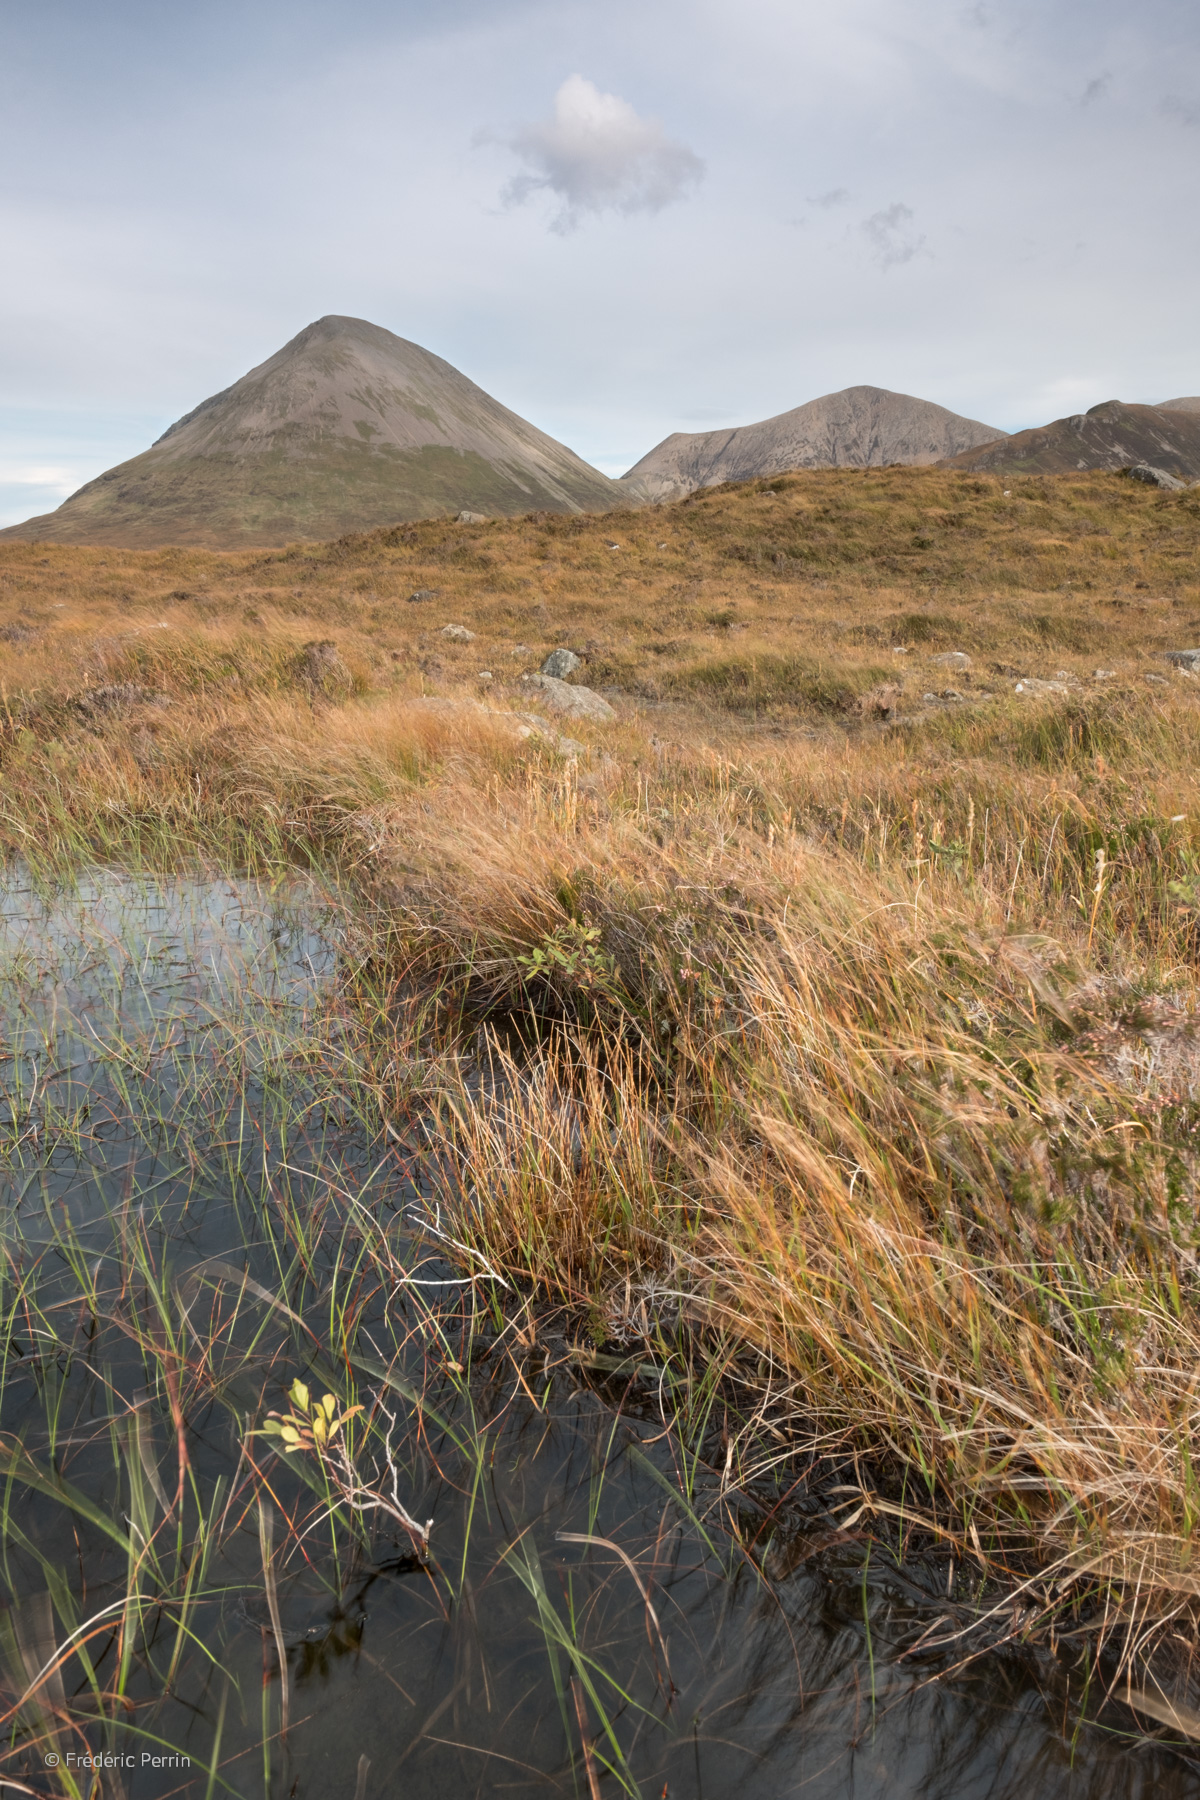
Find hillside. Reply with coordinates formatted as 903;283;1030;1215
943;399;1200;478
621;384;1004;498
1159;396;1200;413
0;316;625;549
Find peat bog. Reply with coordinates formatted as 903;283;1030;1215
2;467;1200;1791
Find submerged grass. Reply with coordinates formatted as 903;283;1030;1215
3;467;1200;1770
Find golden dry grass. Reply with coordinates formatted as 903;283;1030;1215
4;465;1200;1660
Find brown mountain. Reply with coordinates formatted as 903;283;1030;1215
0;316;624;549
942;400;1200;479
1157;396;1200;413
621;384;1005;499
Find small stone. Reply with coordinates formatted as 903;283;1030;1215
605;541;621;550
1145;672;1169;685
457;510;488;524
1163;649;1200;672
541;647;581;678
931;651;971;671
942;688;964;701
892;645;909;655
441;624;476;641
478;670;493;681
1129;463;1187;491
1094;669;1115;679
407;588;438;604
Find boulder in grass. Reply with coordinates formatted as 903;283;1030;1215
1129;463;1188;491
541;647;581;678
457;510;488;524
1014;677;1070;697
520;673;616;722
441;624;476;642
931;650;971;671
1163;649;1200;672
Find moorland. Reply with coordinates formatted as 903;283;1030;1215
3;463;1200;1772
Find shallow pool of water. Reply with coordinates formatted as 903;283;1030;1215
0;869;1192;1797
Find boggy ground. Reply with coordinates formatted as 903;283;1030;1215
4;465;1200;1702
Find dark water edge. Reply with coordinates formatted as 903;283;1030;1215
0;866;1195;1799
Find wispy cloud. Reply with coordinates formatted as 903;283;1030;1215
1161;93;1200;127
808;187;850;208
862;202;926;270
1081;72;1110;106
495;74;704;233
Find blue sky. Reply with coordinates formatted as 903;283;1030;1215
2;0;1198;524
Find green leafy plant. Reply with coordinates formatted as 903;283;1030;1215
258;1378;362;1454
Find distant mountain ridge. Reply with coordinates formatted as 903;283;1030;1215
0;316;624;548
621;385;1005;498
941;400;1200;479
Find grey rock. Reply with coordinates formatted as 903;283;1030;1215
441;624;476;641
1163;649;1200;672
1145;672;1169;685
407;588;439;604
457;510;488;524
931;650;971;670
514;713;588;757
1094;669;1116;679
541;647;581;678
294;640;353;696
1129;463;1188;491
77;683;172;716
1014;677;1070;697
521;673;616;722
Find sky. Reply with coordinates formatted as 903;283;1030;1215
2;0;1199;525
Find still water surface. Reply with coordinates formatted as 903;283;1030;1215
0;869;1193;1797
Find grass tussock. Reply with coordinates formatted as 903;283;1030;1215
4;466;1200;1676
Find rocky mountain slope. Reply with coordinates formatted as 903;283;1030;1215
942;400;1200;479
1;316;624;548
621;385;1005;499
1157;396;1200;413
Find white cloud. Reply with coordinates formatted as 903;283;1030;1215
497;74;703;233
809;187;851;207
862;201;927;270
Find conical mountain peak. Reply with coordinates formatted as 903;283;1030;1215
4;316;622;548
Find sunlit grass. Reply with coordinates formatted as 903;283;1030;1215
2;467;1200;1774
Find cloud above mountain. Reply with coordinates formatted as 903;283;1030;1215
862;202;926;270
3;0;1200;521
497;74;704;233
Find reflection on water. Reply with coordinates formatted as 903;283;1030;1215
0;868;1193;1798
